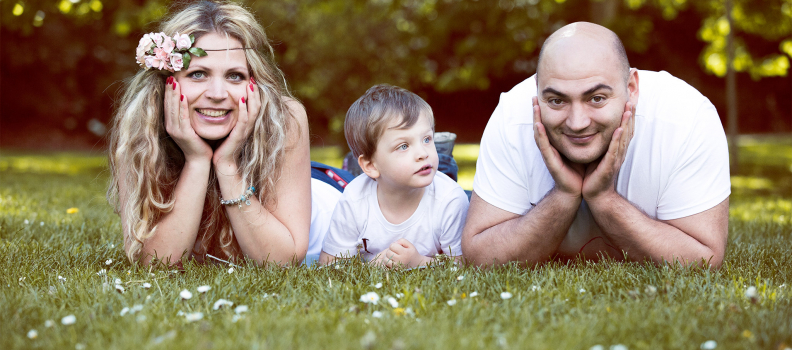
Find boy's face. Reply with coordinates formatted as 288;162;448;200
363;112;438;190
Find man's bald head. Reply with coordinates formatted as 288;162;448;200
536;22;630;84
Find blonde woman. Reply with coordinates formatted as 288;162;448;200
108;1;341;266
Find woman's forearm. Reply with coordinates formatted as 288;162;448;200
138;159;211;265
215;161;303;265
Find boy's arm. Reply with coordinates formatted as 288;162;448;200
320;195;363;264
319;251;336;265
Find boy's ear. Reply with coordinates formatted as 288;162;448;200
358;154;380;180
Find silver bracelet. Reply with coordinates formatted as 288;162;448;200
220;186;256;208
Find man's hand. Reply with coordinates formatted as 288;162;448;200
582;101;635;202
371;239;431;268
532;97;585;199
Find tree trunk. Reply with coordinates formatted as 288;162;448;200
726;0;739;173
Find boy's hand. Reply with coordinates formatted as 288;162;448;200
373;239;431;269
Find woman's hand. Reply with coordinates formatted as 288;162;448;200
164;77;212;162
213;78;262;168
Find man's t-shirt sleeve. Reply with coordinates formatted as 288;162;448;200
321;196;361;258
472;99;532;215
437;189;470;256
656;102;731;220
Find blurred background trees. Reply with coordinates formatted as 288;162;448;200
1;0;789;150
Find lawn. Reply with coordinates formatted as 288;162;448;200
1;137;790;350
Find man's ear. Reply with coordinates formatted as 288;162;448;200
359;154;380;180
628;68;639;105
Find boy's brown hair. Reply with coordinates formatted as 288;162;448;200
344;84;435;160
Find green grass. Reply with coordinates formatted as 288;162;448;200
1;138;791;350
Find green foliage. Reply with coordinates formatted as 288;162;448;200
1;139;791;349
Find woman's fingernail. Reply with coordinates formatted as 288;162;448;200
250;77;256;84
166;77;171;85
172;81;176;90
180;94;184;101
249;84;254;92
242;97;246;104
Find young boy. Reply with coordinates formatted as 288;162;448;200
319;85;469;268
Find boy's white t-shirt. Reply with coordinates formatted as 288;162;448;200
473;70;730;248
308;178;342;257
322;172;469;260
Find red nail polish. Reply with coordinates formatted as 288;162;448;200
242;97;246;103
249;84;254;92
180;94;184;101
250;77;256;84
172;81;176;90
166;77;171;85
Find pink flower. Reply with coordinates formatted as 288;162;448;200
160;37;175;53
138;34;153;51
170;52;184;71
148;48;169;70
174;33;191;50
150;32;164;47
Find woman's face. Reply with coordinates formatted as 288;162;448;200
173;32;250;141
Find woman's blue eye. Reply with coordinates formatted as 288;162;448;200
188;71;206;79
228;73;244;81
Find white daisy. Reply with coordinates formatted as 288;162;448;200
180;290;193;300
120;307;130;316
197;285;211;293
142;283;151;289
579;288;586;294
457;275;464;281
234;305;249;314
371;311;383;318
44;320;54;328
610;345;628;350
131;304;143;313
447;299;457;306
213;299;234;310
387;297;399;308
105;259;113;265
469;292;479;297
227;267;235;274
27;329;38;339
374;282;382;289
745;286;757;299
500;292;513;300
700;340;717;349
184;312;203;322
61;315;76;325
359;292;380;304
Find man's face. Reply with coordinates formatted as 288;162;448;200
536;40;637;164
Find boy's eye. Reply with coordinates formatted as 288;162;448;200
423;136;432;144
397;144;408;151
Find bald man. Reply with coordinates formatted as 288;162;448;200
461;22;730;267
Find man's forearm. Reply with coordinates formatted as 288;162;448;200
587;192;719;266
465;188;581;266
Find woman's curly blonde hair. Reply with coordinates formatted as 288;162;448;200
107;1;297;263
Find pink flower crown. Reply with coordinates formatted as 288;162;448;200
135;32;207;72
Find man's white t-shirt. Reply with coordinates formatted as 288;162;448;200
322;172;469;260
473;70;730;251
